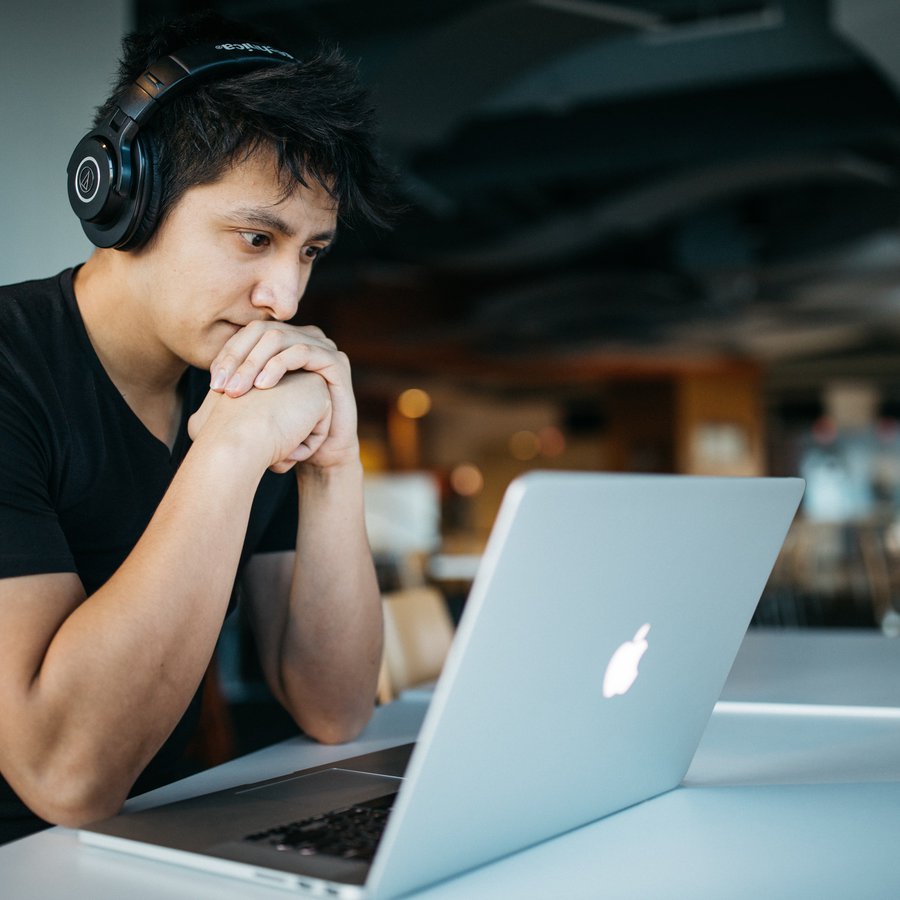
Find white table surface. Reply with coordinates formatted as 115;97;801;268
721;626;900;707
3;628;900;899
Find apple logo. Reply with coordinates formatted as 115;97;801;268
603;624;651;698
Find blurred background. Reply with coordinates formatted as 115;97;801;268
6;0;900;755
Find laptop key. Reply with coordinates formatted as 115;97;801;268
244;792;398;863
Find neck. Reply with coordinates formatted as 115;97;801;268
74;251;187;449
74;250;186;397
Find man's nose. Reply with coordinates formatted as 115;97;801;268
250;260;308;321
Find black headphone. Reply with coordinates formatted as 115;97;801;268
67;42;295;251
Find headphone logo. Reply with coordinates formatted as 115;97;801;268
214;42;294;60
75;157;101;203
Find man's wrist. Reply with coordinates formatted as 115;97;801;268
190;422;273;479
296;454;366;506
297;437;363;479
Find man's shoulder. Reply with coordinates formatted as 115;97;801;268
0;269;73;316
0;269;78;361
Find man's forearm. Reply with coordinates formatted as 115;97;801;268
280;461;383;744
12;433;268;825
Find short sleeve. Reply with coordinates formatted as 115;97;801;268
0;360;76;578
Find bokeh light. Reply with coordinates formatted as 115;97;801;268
396;388;432;419
450;463;484;496
538;425;566;458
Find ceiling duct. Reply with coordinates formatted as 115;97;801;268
833;0;900;100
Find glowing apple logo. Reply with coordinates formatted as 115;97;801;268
603;624;651;698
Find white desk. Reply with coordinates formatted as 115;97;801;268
3;629;900;898
721;627;900;707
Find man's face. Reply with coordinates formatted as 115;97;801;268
133;150;338;371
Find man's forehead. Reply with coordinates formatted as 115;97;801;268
220;150;337;215
216;170;337;233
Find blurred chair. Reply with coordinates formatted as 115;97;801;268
185;653;236;768
377;586;455;704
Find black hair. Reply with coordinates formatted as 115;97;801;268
93;10;397;243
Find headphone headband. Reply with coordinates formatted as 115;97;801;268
67;42;295;250
118;43;296;124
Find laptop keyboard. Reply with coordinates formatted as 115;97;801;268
243;792;397;862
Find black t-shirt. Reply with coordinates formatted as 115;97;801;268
0;268;299;844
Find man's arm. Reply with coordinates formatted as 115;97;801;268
210;321;384;743
242;461;383;745
0;372;330;828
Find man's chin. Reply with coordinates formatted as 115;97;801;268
196;324;240;369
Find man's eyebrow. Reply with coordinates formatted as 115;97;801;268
311;227;338;244
227;208;337;243
228;208;295;237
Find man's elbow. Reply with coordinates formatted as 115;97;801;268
300;705;375;746
13;763;127;829
39;794;124;830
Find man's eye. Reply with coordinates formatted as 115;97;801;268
304;244;331;261
239;232;270;249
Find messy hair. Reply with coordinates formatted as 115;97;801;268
93;10;396;242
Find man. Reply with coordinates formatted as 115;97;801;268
0;11;393;844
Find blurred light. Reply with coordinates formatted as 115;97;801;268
397;388;432;419
359;438;388;473
716;701;900;720
509;430;540;461
538;425;566;458
450;463;484;496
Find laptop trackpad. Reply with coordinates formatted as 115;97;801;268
234;766;401;813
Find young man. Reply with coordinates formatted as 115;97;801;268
0;13;393;844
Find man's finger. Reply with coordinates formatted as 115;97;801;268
253;344;348;389
211;324;339;392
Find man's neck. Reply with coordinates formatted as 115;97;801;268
74;251;187;449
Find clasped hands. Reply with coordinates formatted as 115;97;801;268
187;322;358;474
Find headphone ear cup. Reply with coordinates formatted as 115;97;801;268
67;134;119;232
117;133;162;251
69;127;144;250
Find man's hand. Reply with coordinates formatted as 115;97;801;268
189;370;332;474
209;322;359;470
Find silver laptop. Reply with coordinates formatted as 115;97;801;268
79;471;804;898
